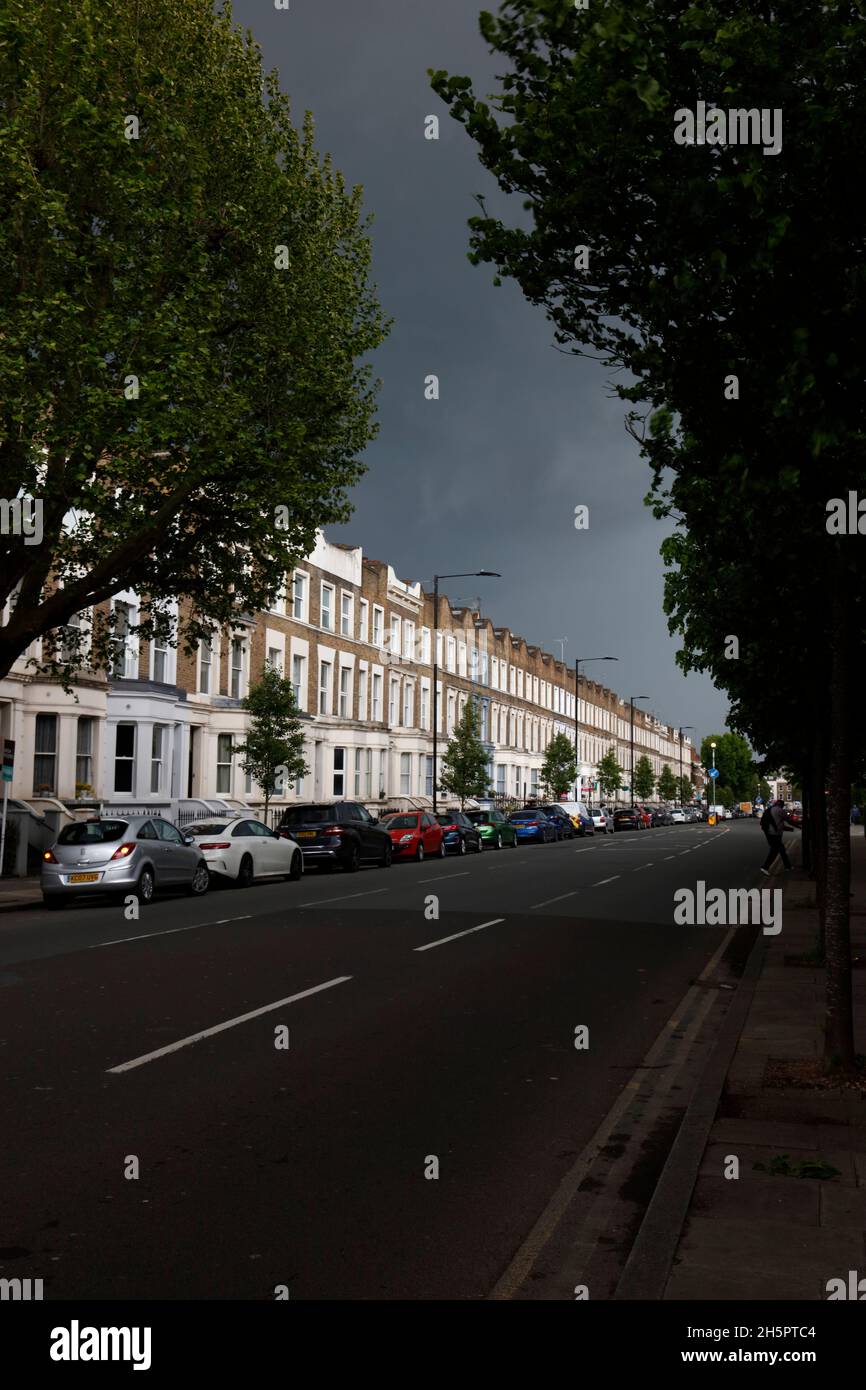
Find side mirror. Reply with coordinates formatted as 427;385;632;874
182;833;195;846
370;816;378;825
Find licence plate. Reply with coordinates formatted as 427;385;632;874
295;831;316;839
68;872;99;883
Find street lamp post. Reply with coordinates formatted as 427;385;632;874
678;726;694;807
710;740;717;821
431;570;500;814
630;695;650;808
574;656;618;803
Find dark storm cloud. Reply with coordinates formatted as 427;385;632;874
232;0;730;744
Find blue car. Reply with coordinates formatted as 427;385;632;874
508;809;557;844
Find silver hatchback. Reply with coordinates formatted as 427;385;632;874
41;816;210;910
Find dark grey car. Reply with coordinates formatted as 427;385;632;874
41;816;210;909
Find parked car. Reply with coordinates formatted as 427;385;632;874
380;811;445;861
670;808;686;824
613;808;643;831
465;807;518;849
41;815;210;909
182;816;303;886
650;806;673;826
537;804;577;840
435;810;482;855
635;805;653;829
556;800;593;834
277;802;393;871
590;807;614;834
508;809;557;844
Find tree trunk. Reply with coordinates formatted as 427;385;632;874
823;570;854;1070
808;740;828;959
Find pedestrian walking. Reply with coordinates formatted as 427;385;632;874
851;804;861;825
760;799;799;874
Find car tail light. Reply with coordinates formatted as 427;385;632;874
443;823;458;832
200;842;231;850
110;843;135;860
43;849;57;863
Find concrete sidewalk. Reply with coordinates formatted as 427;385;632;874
663;830;866;1300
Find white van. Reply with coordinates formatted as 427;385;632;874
555;801;593;834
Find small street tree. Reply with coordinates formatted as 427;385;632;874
233;661;308;819
597;746;623;804
539;731;577;800
438;697;489;809
658;765;678;803
633;756;656;803
677;775;693;806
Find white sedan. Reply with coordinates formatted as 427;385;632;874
670;809;686;823
183;816;303;887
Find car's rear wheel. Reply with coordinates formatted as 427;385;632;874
416;842;425;862
137;866;155;904
380;841;392;868
287;850;303;881
458;837;466;856
188;862;210;896
346;843;361;873
495;833;502;850
236;854;254;889
438;840;446;858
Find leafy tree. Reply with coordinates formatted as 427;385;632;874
233;662;308;818
439;697;489;809
597;746;623;803
658;765;678;802
431;0;866;1067
633;756;656;803
700;734;754;802
539;731;577;800
677;775;693;806
0;0;388;681
757;778;772;804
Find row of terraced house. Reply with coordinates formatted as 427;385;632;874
0;532;702;833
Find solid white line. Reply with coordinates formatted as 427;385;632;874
417;871;470;884
296;887;390;907
574;847;594;853
529;891;577;910
414;917;505;952
90;916;251;949
592;876;620;886
106;975;353;1074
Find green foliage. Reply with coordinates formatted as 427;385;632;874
0;0;388;680
439;697;490;808
233;662;308;815
597;746;623;801
633;755;655;801
539;730;577;799
753;1154;841;1181
658;764;678;801
701;733;754;801
677;774;693;805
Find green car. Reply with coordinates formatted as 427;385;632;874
465;808;518;849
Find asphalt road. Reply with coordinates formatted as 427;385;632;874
0;819;766;1299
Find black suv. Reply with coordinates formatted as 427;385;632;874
277;803;393;872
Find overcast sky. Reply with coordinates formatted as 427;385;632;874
232;0;731;746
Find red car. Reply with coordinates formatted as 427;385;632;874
380;811;445;862
635;804;653;829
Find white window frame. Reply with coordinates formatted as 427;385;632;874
320;582;335;632
340;591;353;638
292;571;309;622
359;598;369;644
